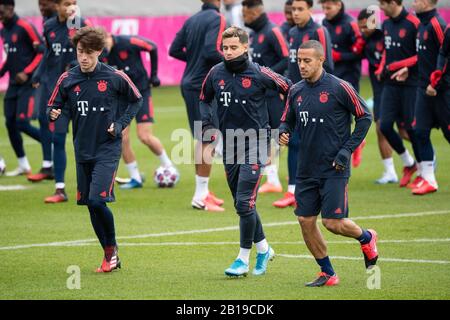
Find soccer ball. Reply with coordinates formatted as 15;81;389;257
153;166;179;188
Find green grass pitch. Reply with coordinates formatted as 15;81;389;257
0;78;449;300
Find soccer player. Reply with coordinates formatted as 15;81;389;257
357;9;398;184
169;0;226;212
279;40;377;287
280;0;294;41
48;27;143;273
242;0;289;194
29;0;91;203
38;0;57;23
200;26;291;277
426;26;450;143
411;0;447;195
0;0;43;177
376;0;422;188
104;33;176;189
273;0;334;209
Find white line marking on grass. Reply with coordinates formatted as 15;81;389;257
278;254;450;265
0;185;30;191
1;210;450;251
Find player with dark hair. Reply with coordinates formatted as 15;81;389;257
376;0;423;189
200;26;291;277
29;0;92;204
48;26;143;273
38;0;57;24
409;0;447;195
281;0;294;40
104;33;176;189
279;40;377;287
169;0;226;212
242;0;289;194
0;0;44;177
273;0;334;209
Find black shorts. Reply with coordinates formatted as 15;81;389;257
76;161;119;206
135;89;154;124
414;87;450;132
295;177;349;219
380;84;417;130
4;84;36;122
224;163;264;216
181;86;218;139
267;92;285;129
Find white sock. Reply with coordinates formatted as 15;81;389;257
421;161;437;187
55;182;65;189
126;161;142;183
194;175;209;201
255;239;269;254
266;164;281;186
287;184;295;194
0;158;5;169
382;158;397;176
42;161;53;169
18;157;31;171
237;248;251;265
399;150;415;167
158;150;173;167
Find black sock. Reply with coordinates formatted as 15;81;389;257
88;200;116;247
316;256;335;276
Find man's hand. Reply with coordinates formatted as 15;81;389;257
279;132;290;146
15;72;29;84
391;67;409;82
333;149;351;172
150;76;161;88
32;82;40;89
108;122;123;137
49;108;61;121
426;84;437;97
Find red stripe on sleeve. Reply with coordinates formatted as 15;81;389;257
115;70;142;99
281;91;291;122
216;13;226;56
24;53;43;74
261;67;289;92
27;96;35;119
387;55;418;72
431;17;445;46
272;27;289;57
350;21;362;38
406;14;420;29
130;37;153;51
340;81;364;117
48;72;69;106
316;27;327;59
17;19;40;45
199;68;214;101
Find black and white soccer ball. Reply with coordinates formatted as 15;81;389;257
153;166;179;188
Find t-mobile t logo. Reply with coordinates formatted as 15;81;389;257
290;49;297;63
220;92;232;107
299;111;309;127
77;101;89;116
385;36;392;50
52;43;62;56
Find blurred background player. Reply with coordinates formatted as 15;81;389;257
38;0;57;23
411;0;447;195
48;27;143;273
279;40;377;287
200;26;291;277
426;24;450;144
357;8;398;184
0;0;43;177
169;0;226;212
376;0;422;189
104;33;177;189
319;0;366;169
242;0;289;194
29;0;91;203
273;0;334;209
280;0;294;40
223;0;244;28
